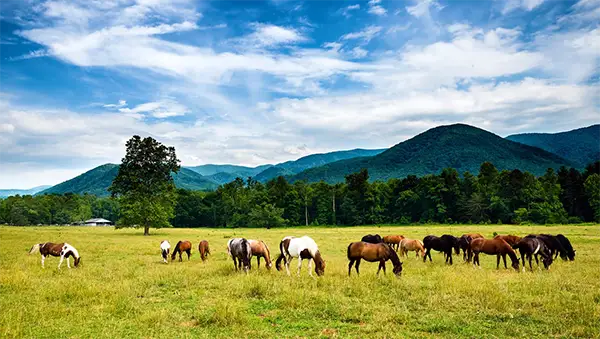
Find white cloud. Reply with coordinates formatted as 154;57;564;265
242;23;307;47
502;0;545;14
367;0;387;16
341;25;382;42
350;47;369;58
406;0;442;18
118;100;189;118
103;100;127;109
341;4;360;17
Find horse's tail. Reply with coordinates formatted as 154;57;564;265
29;243;41;255
347;242;354;260
275;240;286;271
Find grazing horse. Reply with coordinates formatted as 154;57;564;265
525;234;567;261
227;238;252;272
383;235;405;251
248;239;272;269
493;234;521;247
399;238;425;258
361;234;383;244
423;235;460;265
556;234;575;261
160;240;171;264
470;238;520;271
275;236;325;277
171;240;192;262
513;237;553;271
198;240;210;261
347;242;402;277
29;242;81;269
457;233;484;262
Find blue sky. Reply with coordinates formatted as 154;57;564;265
0;0;599;188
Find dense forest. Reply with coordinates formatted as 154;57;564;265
2;161;599;227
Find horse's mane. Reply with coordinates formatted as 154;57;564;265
386;244;402;267
260;240;271;261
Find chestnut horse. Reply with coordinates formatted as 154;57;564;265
399;238;425;258
248;239;272;269
347;242;402;277
29;242;81;269
198;240;210;261
383;235;405;251
493;235;521;247
470;238;519;271
171;240;192;262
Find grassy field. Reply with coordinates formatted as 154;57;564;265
1;225;599;339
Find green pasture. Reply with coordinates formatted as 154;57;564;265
1;225;599;338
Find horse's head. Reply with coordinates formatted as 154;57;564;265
314;252;325;276
452;238;461;255
569;250;576;261
511;257;520;271
265;260;273;270
392;261;403;277
74;256;81;267
542;256;553;270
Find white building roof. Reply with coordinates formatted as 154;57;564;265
85;218;112;223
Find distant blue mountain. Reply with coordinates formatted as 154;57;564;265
0;185;52;198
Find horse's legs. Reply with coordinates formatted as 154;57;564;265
67;257;71;269
377;261;383;275
187;250;191;261
257;256;261;268
381;260;386;274
355;259;361;274
496;255;500;269
308;259;314;278
502;254;507;269
348;259;355;276
285;256;292;276
41;255;46;268
232;256;238;271
297;258;303;277
58;254;65;269
534;254;539;266
528;254;533;271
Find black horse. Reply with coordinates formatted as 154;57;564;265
457;235;473;262
514;237;553;271
423;235;460;265
361;234;383;244
556;234;575;261
526;234;567;261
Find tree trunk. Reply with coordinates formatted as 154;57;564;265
305;202;309;226
144;225;150;236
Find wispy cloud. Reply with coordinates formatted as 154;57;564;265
341;25;382;42
367;0;387;16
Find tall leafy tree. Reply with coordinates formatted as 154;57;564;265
109;136;180;235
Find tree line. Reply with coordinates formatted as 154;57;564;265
2;161;599;227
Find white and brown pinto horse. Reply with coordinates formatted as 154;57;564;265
29;242;81;269
160;240;171;264
248;239;272;269
275;236;325;277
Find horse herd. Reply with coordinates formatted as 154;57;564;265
28;232;576;275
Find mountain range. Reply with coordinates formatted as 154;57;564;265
506;124;600;168
3;123;597;197
0;186;52;198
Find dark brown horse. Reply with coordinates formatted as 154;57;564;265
423;235;460;265
471;238;519;271
513;237;553;271
172;240;192;262
29;242;81;269
493;234;521;247
383;235;405;251
347;242;402;277
198;240;210;261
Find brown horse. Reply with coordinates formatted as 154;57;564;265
471;238;520;270
172;240;192;262
494;234;521;247
248;239;272;269
383;235;405;251
198;240;210;261
458;233;484;262
347;242;403;277
399;238;425;258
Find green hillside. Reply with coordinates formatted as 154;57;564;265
38;164;217;197
291;124;574;184
186;164;271;176
506;124;600;168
